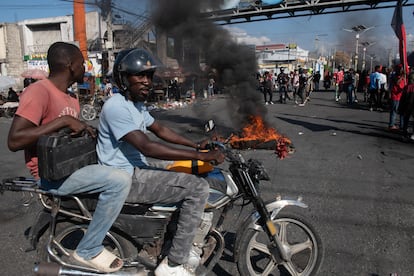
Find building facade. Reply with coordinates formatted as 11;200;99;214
0;11;108;90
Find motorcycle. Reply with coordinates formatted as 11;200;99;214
80;92;104;121
323;79;331;91
1;124;323;276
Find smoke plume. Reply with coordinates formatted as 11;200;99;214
151;0;266;128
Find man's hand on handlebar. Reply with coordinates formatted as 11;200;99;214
202;149;225;165
196;139;211;151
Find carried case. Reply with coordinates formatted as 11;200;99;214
37;130;97;181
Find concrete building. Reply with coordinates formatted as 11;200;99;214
256;43;309;73
0;11;109;90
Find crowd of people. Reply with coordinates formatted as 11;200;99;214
258;67;323;106
257;64;414;141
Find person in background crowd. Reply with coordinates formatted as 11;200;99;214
378;66;388;111
263;71;274;105
7;87;19;102
361;70;370;102
388;64;405;131
297;68;307;106
369;65;382;111
353;69;360;103
291;69;300;104
343;68;355;105
305;68;314;102
398;72;414;141
103;77;113;98
334;66;344;102
313;70;321;91
323;71;332;90
23;78;37;90
208;78;215;97
276;67;290;104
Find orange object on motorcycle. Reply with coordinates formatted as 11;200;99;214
167;160;214;175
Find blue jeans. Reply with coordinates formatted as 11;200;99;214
40;164;132;260
389;100;403;128
346;85;354;104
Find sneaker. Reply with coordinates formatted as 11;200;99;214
335;97;339;102
389;126;399;131
155;258;195;276
354;99;358;103
294;100;299;105
369;107;373;112
265;102;269;105
298;103;305;107
269;101;274;104
410;134;414;141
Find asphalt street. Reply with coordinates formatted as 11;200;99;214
0;90;413;275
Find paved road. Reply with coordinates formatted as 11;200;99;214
0;91;413;275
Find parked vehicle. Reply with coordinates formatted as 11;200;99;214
0;101;19;118
1;122;323;276
80;92;104;121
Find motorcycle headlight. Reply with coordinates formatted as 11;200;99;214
247;159;270;181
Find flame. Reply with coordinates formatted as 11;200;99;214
229;116;292;159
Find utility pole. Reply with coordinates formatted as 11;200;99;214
98;0;113;76
343;25;374;71
73;0;87;60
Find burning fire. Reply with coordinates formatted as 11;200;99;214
229;116;292;159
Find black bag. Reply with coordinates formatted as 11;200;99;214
37;129;98;181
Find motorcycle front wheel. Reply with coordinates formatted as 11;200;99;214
237;209;323;276
80;104;97;121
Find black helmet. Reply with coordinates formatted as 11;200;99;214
113;48;161;91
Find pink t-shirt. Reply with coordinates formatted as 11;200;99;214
15;79;80;179
335;71;344;84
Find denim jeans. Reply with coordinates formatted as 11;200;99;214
389;100;403;128
346;85;354;104
126;161;209;265
40;164;132;260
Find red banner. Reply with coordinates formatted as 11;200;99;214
391;0;408;79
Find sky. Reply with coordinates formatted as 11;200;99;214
0;0;413;63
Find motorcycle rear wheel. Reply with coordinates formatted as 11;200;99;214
37;222;137;262
237;209;323;276
80;104;97;121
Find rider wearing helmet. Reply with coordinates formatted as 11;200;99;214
97;48;225;276
113;48;159;94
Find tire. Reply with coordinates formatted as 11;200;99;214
237;209;323;276
4;107;17;118
80;104;97;121
37;221;137;263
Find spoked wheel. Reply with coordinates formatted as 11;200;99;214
80;104;97;121
237;210;323;276
4;107;17;118
38;222;137;262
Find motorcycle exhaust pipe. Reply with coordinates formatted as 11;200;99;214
34;262;147;276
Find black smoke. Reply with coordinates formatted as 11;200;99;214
151;0;266;128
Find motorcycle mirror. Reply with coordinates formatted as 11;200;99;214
204;120;215;133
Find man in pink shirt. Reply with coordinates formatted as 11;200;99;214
7;42;130;273
334;66;344;102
